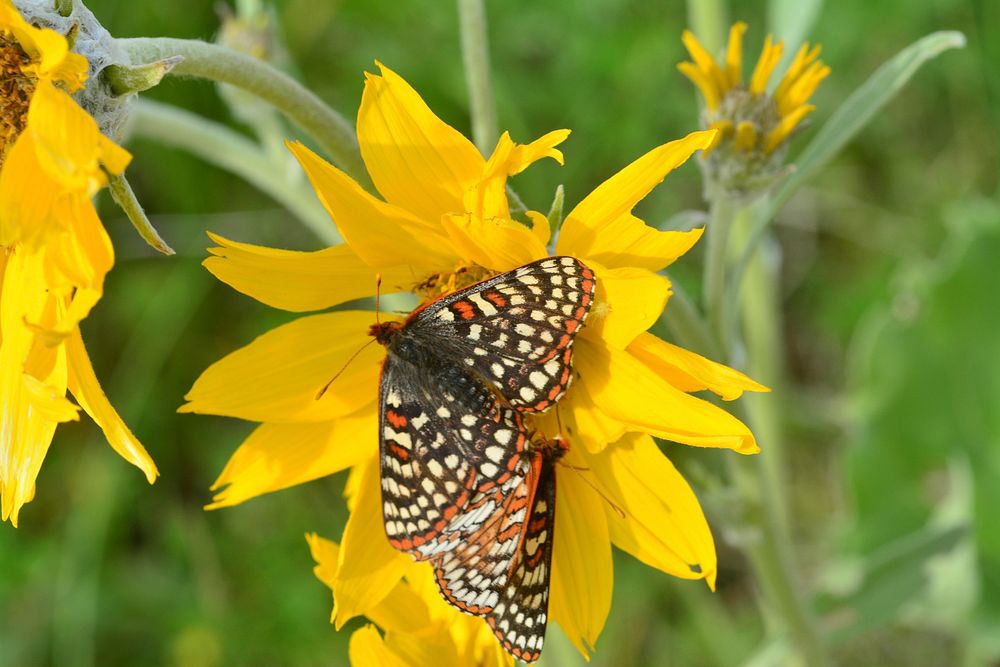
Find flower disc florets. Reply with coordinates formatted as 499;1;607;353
678;22;829;198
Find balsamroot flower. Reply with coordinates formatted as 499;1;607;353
182;63;767;660
0;0;157;526
679;22;829;193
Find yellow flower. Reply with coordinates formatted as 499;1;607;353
679;22;829;192
182;63;767;659
308;532;513;667
0;0;157;526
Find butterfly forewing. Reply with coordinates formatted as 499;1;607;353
412;257;596;414
379;356;530;559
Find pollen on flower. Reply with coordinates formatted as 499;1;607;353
0;35;34;161
414;261;494;305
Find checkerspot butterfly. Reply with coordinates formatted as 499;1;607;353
431;437;565;663
369;256;594;560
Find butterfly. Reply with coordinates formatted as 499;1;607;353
370;256;594;560
430;437;565;663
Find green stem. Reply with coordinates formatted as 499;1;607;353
457;0;498;154
685;0;728;55
117;37;370;190
130;98;339;245
702;194;735;346
661;278;722;360
702;196;829;666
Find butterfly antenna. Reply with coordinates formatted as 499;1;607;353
374;273;383;326
315;337;378;400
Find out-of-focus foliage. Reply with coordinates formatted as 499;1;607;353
0;0;995;666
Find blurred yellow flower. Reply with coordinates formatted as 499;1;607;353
183;63;766;659
679;22;829;156
0;0;157;526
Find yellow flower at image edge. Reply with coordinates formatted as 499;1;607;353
181;63;768;662
0;0;157;526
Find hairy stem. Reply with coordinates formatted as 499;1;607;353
130;99;339;244
118;37;370;190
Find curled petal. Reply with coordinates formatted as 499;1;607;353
590;434;717;588
359;62;483;222
586;262;671;349
557;131;714;271
439;214;547;273
628;332;769;400
180;310;383;423
549;451;612;658
208;410;374;508
349;625;409;667
204;233;417;312
66;328;159;483
333;458;411;628
576;337;759;454
289;141;457;271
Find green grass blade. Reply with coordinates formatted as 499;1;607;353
771;30;966;212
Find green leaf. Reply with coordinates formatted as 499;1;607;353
767;0;823;80
818;525;968;645
771;30;965;213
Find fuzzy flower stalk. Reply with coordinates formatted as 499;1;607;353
0;0;158;526
182;63;768;663
679;21;829;196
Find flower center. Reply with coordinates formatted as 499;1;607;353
0;35;34;164
413;261;494;305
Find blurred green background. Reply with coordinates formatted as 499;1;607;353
2;0;997;665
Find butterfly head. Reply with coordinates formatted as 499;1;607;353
369;320;403;346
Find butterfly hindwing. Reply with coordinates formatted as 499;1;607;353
430;456;534;615
486;448;558;663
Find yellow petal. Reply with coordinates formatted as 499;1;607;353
28;81;131;193
534;383;627;455
591;433;717;588
208;410;374;508
66;328;159;483
526;210;551;249
557;131;714;271
549;450;612;658
680;30;727;100
677;61;721;111
288;140;457;271
628;331;769;400
724;22;748;88
180;310;383;423
439;214;547;273
307;533;434;635
359;63;483;222
576;337;759;454
585;262;671;349
307;532;340;589
749;35;784;95
333;457;412;628
384;629;462;667
0;132;56;247
466;130;570;221
204;233;418;313
22;373;79;422
349;625;409;667
0;3;87;89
